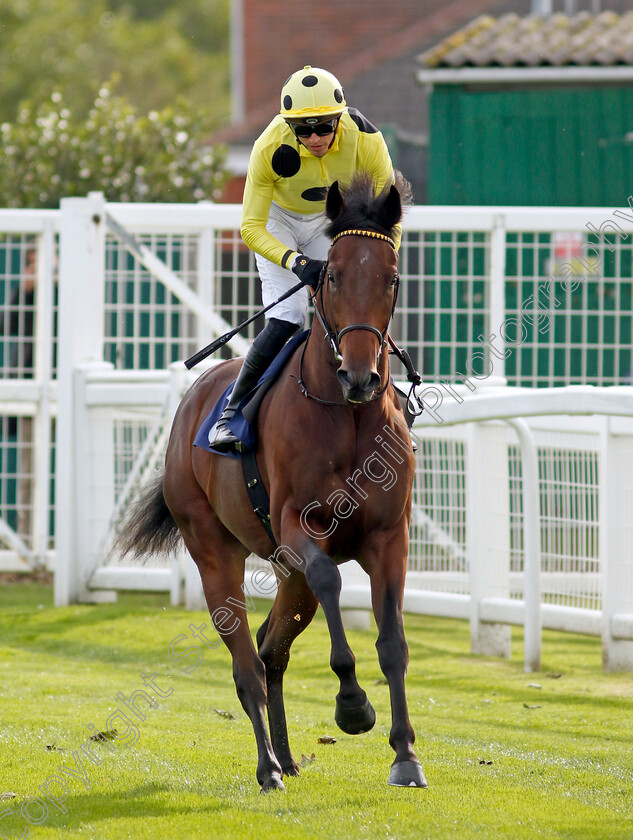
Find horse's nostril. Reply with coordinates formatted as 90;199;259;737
365;372;381;391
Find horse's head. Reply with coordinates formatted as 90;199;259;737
321;174;406;404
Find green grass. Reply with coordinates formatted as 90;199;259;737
0;581;632;840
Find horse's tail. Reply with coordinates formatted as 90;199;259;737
114;473;182;560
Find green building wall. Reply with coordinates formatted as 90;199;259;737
429;84;633;207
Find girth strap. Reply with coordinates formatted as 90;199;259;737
240;448;277;545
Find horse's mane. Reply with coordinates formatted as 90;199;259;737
325;170;412;240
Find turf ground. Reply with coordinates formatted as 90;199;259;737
1;580;632;839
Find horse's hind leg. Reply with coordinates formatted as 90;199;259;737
171;501;284;792
256;568;318;775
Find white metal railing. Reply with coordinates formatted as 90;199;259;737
35;198;633;388
414;387;633;671
72;357;633;671
2;197;633;672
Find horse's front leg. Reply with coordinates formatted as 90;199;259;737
364;525;427;788
282;512;376;735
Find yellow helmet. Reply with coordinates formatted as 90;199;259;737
280;66;346;120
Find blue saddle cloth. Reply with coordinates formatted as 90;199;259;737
193;330;309;459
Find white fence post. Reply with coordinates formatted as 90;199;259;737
168;361;206;610
507;418;541;672
600;417;633;670
74;362;117;599
196;226;215;354
467;421;512;657
32;220;56;568
488;214;507;381
54;194;106;605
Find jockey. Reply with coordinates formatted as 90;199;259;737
209;66;399;453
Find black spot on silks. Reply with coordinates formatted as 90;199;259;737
272;144;301;178
302;187;328;202
335;89;344;103
348;108;378;134
302;74;318;87
283;94;293;110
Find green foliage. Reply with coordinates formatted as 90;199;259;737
106;0;230;52
0;0;230;125
0;0;231;207
1;584;632;839
0;84;227;207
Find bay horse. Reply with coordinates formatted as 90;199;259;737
116;172;427;792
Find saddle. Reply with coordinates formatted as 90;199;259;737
193;330;310;459
193;331;309;544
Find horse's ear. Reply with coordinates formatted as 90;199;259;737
382;184;402;229
326;181;344;220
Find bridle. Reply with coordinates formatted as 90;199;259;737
319;229;399;365
295;228;400;406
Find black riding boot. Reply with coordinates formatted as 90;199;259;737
208;318;298;453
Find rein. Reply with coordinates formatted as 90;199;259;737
294;228;399;407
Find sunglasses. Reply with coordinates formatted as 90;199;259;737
290;118;338;138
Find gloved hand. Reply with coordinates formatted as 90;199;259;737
291;254;326;290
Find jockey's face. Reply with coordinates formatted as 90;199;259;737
288;116;339;157
298;130;335;157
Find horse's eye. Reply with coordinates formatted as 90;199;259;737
390;274;399;288
328;271;336;286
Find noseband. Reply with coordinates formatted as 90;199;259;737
314;229;400;366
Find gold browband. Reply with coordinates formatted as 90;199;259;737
331;229;396;249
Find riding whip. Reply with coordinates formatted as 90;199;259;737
184;280;307;369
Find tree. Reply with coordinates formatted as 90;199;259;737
0;0;230;126
0;85;227;208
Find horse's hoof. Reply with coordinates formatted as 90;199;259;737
335;696;376;734
260;772;285;793
282;763;300;777
387;760;428;788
